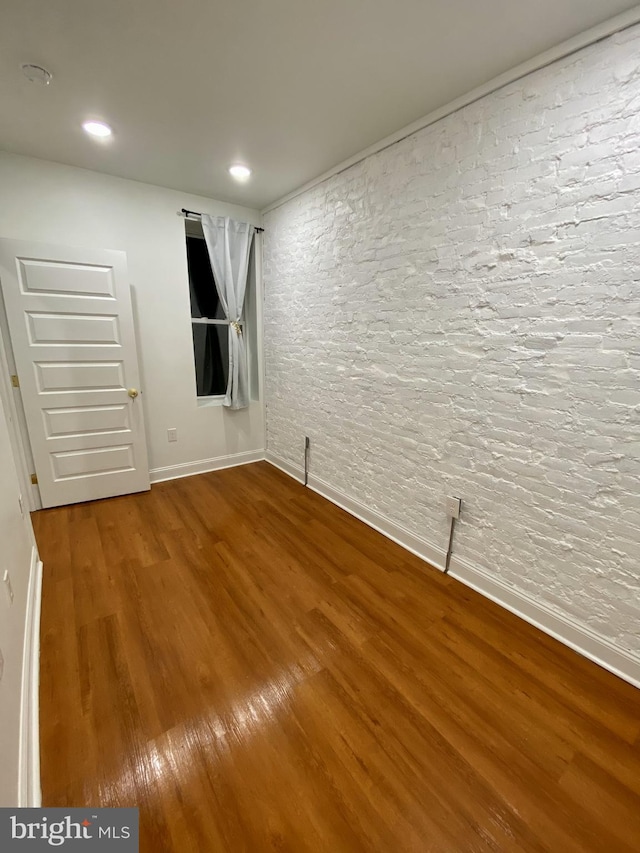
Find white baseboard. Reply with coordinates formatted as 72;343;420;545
266;451;446;569
265;451;305;484
19;546;43;807
448;555;640;690
149;449;265;484
265;452;640;691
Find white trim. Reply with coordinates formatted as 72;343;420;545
261;8;640;215
18;546;42;807
265;452;640;691
149;449;264;484
0;311;41;513
191;318;234;325
197;395;225;408
311;475;446;571
265;451;446;569
448;556;640;690
264;451;304;484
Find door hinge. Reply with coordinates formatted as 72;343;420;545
10;375;19;388
30;473;38;485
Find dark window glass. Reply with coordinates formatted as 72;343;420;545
186;236;225;319
186;233;228;396
192;323;228;397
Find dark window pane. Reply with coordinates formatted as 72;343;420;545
192;323;229;396
186;236;225;319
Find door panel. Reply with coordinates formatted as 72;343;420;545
51;445;134;479
34;361;125;392
18;258;116;297
43;404;130;438
0;238;150;508
26;311;121;346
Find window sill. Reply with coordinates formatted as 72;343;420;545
197;395;226;408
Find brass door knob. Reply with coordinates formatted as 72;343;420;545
128;388;139;399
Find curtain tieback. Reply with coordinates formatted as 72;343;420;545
231;320;242;336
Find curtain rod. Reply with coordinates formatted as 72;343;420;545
180;208;264;233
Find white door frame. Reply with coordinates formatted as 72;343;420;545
0;295;41;511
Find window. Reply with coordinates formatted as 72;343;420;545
185;222;232;397
184;218;258;403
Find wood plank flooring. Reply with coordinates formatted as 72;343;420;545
33;461;640;852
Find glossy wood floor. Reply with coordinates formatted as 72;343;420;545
33;462;640;852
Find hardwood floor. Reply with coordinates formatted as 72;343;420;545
33;461;640;852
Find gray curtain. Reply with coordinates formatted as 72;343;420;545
201;215;255;409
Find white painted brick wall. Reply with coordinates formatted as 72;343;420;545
263;27;640;656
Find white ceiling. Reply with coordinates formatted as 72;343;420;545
1;0;637;210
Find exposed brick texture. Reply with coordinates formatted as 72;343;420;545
263;27;640;656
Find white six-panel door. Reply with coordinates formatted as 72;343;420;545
0;238;150;508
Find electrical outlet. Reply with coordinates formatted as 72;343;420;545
3;570;14;605
167;428;178;443
446;496;462;519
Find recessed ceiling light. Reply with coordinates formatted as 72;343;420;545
82;120;113;138
21;64;53;85
229;164;251;181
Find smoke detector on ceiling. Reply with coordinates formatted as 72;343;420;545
21;64;53;85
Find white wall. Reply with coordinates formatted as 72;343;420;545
0;152;265;482
0;372;37;805
264;27;640;665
